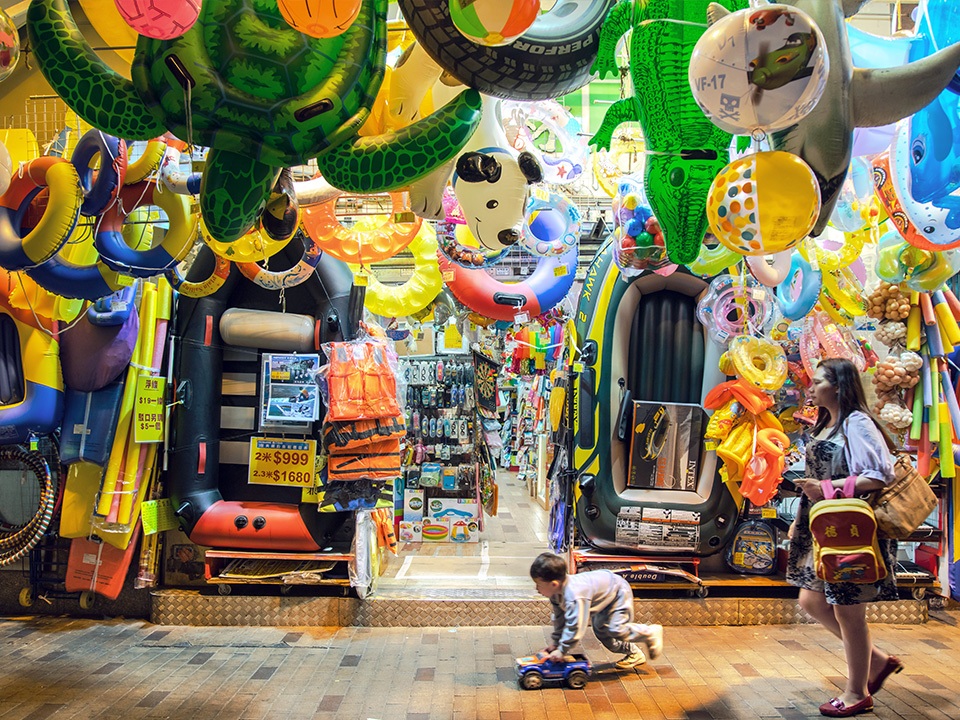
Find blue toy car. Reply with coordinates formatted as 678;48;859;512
515;652;592;689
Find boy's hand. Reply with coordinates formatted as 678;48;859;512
544;645;557;653
546;649;565;662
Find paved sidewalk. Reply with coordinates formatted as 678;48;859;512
0;613;959;719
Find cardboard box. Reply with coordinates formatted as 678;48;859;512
627;402;704;491
162;527;210;586
403;489;425;522
398;521;422;542
425;497;479;542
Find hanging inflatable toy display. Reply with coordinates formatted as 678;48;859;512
301;191;422;265
114;0;201;39
158;142;202;195
820;265;867;318
520;188;581;258
707;150;821;257
738;428;790;505
398;0;615;100
888;121;960;251
592;126;645;199
727;335;788;392
237;231;324;291
0;156;82;271
0;7;20;82
260;168;300;243
94;181;196;277
29;0;480;246
688;234;741;278
124;137;166;184
449;0;538;47
745;251;791;288
591;0;751;265
202;220;288;264
502;99;589;185
437;214;508;269
875;230;960;293
278;0;362;38
696;273;777;346
612;175;673;276
439;246;576;322
352;222;442;317
688;4;829;135
70;129;127;216
166;253;232;298
828;157;874;233
797;226;862;272
776;252;822;321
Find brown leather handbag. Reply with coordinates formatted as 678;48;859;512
871;454;938;539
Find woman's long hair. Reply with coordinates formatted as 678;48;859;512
812;357;896;451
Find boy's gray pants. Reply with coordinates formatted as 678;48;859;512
591;581;649;654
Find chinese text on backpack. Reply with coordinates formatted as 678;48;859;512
809;477;886;584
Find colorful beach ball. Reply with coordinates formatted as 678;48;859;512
449;0;539;47
707;151;820;256
114;0;202;40
689;4;828;135
278;0;363;38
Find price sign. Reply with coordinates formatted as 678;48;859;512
553;266;568;277
761;507;777;519
248;438;317;487
134;376;166;443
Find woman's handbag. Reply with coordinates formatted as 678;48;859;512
871;454;938;539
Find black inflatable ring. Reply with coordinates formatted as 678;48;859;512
397;0;616;101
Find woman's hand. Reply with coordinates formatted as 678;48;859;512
794;477;825;502
787;520;797;541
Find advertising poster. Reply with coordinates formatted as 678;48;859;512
264;353;320;423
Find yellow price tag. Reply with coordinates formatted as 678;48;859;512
734;552;744;565
442;270;456;282
554;266;568;277
573;362;584;372
354;274;369;286
134;376;166;443
249;438;317;487
141;498;179;534
301;484;320;504
761;507;777;518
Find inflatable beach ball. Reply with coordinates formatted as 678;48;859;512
689;4;828;134
114;0;201;40
278;0;363;38
0;8;20;82
450;0;539;47
707;151;820;256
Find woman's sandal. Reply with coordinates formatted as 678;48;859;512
867;655;903;695
819;695;874;717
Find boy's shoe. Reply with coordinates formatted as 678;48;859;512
615;644;646;669
644;624;664;660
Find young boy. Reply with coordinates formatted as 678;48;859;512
531;552;663;669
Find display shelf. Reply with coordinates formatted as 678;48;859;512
203;549;354;594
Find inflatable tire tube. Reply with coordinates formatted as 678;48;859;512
397;0;617;101
438;247;577;321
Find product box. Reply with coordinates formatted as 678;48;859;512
398;521;422;543
162;528;210;586
627;401;704;491
403;489;425;522
425;497;480;542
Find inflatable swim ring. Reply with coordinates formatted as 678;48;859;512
237;231;323;291
728;335;787;392
696;274;777;346
203;220;288;264
124;137;166;184
776;252;821;321
94;181;196;277
593;126;645;198
166;253;232;298
746;251;791;288
70;129;127;216
439;246;576;322
521;187;581;258
301;191;421;264
502;99;588;185
353;223;441;318
0;156;81;271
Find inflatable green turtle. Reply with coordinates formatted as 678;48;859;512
28;0;482;243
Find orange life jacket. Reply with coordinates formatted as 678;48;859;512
327;437;401;481
326;341;400;421
323;415;405;453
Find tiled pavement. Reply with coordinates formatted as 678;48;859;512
1;613;959;719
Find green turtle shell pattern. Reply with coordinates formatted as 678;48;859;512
315;89;483;194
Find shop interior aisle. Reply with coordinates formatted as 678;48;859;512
378;469;549;593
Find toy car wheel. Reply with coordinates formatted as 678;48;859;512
520;671;543;690
79;591;95;610
18;587;33;608
566;670;588;689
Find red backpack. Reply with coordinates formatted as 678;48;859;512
809;477;886;584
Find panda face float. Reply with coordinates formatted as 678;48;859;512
453;149;543;251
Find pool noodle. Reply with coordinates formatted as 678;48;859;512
907;304;922;351
940;407;956;478
911;372;924;440
934;291;960;345
920;292;937;325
